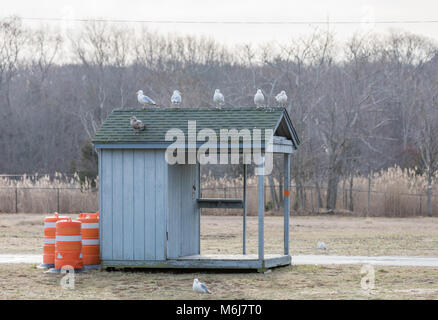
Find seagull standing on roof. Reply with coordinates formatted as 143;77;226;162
213;89;225;108
136;90;156;107
193;278;211;294
254;89;264;107
130;116;145;134
275;91;287;105
171;90;182;106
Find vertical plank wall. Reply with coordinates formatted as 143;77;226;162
100;149;167;262
167;164;199;258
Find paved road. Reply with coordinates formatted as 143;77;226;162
1;254;438;267
293;255;438;267
0;254;42;264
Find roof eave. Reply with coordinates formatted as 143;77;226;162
272;109;300;149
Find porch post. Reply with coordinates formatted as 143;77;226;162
284;153;291;255
258;160;264;261
196;162;201;254
243;164;247;255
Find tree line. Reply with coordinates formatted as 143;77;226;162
0;16;437;215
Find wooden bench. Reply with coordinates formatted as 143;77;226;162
196;198;244;209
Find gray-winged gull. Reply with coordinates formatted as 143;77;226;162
254;89;264;107
275;90;287;105
317;241;327;250
171;90;182;105
193;278;211;294
213;89;225;107
137;90;156;107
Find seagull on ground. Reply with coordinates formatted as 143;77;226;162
130;116;145;134
193;278;211;294
317;241;327;250
136;90;156;107
254;89;264;107
213;89;225;108
275;91;287;105
171;90;182;106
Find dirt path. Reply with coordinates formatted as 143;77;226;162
2;254;438;267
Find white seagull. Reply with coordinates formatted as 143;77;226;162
130;116;145;134
275;91;287;105
171;90;182;106
136;90;156;107
254;89;264;107
213;89;225;107
193;278;211;294
317;241;327;250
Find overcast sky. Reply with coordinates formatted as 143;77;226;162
2;0;438;46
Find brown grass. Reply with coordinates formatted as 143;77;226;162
0;173;97;213
1;214;438;299
1;214;438;257
0;166;436;216
202;166;438;217
200;215;438;257
0;263;437;299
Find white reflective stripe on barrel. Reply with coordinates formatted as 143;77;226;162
82;239;99;245
81;223;99;229
44;222;57;228
56;235;82;242
44;238;56;244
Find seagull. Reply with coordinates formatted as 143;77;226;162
213;89;225;107
254;89;264;107
136;90;156;107
193;278;211;294
317;241;327;250
171;90;182;106
275;91;287;105
130;116;145;134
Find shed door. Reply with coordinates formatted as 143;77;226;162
167;164;200;258
99;149;167;262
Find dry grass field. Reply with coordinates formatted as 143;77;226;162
1;213;437;257
1;263;438;299
0;214;438;299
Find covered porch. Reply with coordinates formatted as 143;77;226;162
193;148;293;272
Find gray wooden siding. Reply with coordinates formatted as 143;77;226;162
99;149;167;261
167;164;199;258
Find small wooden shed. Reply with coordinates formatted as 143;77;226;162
92;106;300;271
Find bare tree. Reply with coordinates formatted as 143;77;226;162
0;16;26;111
415;63;438;216
70;21;134;139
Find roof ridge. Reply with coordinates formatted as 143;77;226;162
113;106;286;112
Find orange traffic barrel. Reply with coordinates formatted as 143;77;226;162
39;212;68;269
77;212;100;267
55;218;83;270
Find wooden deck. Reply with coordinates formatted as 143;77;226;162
101;254;291;271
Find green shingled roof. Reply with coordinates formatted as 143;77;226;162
92;106;299;147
